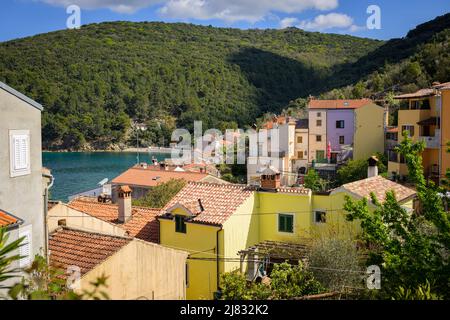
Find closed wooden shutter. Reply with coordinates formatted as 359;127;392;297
10;130;31;177
19;226;32;267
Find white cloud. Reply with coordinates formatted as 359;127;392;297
279;17;300;29
40;0;164;14
297;12;364;32
298;12;353;30
280;12;363;33
158;0;339;23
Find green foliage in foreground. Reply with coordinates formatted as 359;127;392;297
0;227;24;289
344;132;450;299
132;178;187;208
220;262;324;300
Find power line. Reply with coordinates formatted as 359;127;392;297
47;207;346;219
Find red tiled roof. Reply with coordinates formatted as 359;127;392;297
394;89;435;99
340;176;416;203
112;167;208;187
68;197;160;243
432;82;450;90
308;99;373;109
0;209;21;228
161;182;255;225
49;227;131;278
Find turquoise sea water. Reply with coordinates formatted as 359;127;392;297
43;152;169;201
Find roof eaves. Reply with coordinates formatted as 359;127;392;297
0;81;43;111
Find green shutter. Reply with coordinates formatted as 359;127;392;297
175;215;187;233
279;214;293;233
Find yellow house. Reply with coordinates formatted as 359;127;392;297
158;170;416;299
388;82;450;185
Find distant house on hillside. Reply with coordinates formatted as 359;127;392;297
0;81;54;290
111;163;228;200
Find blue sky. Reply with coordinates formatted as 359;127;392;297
1;0;449;42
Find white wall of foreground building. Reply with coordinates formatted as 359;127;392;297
0;82;45;291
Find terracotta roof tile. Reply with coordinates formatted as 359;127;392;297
0;209;22;228
341;176;416;203
308;99;373;109
112;167;209;187
161;182;255;225
68;197;160;243
432;82;450;90
394;89;435;99
49;227;131;278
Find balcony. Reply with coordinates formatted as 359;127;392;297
418;129;440;149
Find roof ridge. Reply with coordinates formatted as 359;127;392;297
51;226;133;241
186;181;254;189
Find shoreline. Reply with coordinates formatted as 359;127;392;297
43;147;174;154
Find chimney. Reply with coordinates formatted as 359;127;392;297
260;166;281;189
118;185;132;223
367;156;379;178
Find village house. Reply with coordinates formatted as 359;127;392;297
48;186;160;242
0;81;53;290
307;99;385;165
47;186;189;299
157;159;416;299
388;82;450;185
247;116;297;186
49;226;188;299
111;162;228;201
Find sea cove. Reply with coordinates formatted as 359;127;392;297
43;151;170;200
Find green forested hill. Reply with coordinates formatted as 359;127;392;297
0;14;449;150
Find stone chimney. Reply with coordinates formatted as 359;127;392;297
118;185;132;223
367;156;379;178
260;166;281;189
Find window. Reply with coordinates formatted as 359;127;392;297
339;136;345;144
316;150;325;161
317;112;321;117
314;211;327;223
316;119;322;127
297;151;304;159
316;135;322;142
278;214;294;233
19;225;32;267
401;125;415;137
336;120;345;128
175;215;186;233
9;130;30;177
297;136;303;143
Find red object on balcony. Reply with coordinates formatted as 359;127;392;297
327;142;332;161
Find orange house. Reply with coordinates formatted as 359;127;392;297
388;82;450;185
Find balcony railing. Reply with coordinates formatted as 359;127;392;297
419;130;440;149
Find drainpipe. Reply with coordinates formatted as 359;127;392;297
42;173;54;263
216;226;223;294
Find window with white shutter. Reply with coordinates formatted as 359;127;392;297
19;225;32;268
9;130;31;177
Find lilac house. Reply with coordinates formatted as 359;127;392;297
308;99;385;164
326;109;354;152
